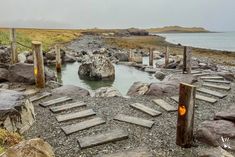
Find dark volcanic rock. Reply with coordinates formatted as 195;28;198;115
214;106;235;123
113;52;129;61
127;82;149;96
0;68;9;82
78;55;115;80
52;85;90;97
94;87;122;97
127;28;149;36
0;46;11;64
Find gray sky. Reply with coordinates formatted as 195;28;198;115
0;0;234;31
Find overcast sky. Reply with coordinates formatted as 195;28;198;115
0;0;234;31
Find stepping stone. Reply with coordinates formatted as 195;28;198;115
29;92;52;102
193;73;210;77
203;83;231;91
56;109;96;122
204;80;231;84
130;103;161;117
114;114;154;128
61;117;105;135
98;148;151;157
196;94;217;104
191;71;202;74
152;99;177;112
39;96;72;107
78;129;128;149
197;88;227;98
200;76;224;80
50;101;86;113
170;96;179;103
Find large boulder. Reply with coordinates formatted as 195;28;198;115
0;68;9;82
127;82;149;96
0;89;35;133
112;52;128;61
52;85;90;97
78;55;115;80
2;138;55;157
155;71;166;80
7;63;56;84
0;46;11;64
94;87;122;97
196;120;235;151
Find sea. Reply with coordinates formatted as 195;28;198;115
155;32;235;52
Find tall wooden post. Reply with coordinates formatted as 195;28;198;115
183;46;192;74
176;83;196;148
149;48;154;66
165;46;169;67
128;50;133;62
55;44;62;72
32;41;45;88
10;28;18;64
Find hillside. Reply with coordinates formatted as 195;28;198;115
147;26;210;33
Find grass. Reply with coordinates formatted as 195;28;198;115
0;28;82;52
0;129;23;154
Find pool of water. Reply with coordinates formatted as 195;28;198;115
52;58;157;95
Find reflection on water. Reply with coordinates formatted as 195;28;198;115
51;57;157;95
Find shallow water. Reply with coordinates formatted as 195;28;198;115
52;58;157;95
155;32;235;52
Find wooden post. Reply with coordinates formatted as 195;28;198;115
55;44;62;72
128;50;133;62
176;83;196;148
183;46;192;74
32;41;45;88
149;48;154;66
165;46;169;67
10;28;18;64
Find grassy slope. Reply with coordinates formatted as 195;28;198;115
147;26;210;33
0;28;82;52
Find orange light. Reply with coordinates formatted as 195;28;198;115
179;105;186;116
34;67;38;76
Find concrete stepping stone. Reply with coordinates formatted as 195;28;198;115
39;96;72;107
193;73;210;77
204;80;231;84
203;83;231;91
98;148;152;157
56;109;96;122
152;99;177;112
61;117;105;135
200;76;224;80
196;94;217;104
114;114;154;128
130;103;162;117
197;88;227;98
29;92;52;102
50;101;86;113
78;129;128;149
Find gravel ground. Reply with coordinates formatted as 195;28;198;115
23;78;235;157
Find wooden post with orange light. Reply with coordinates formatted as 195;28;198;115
32;41;45;88
55;44;62;72
149;48;154;66
176;82;196;148
183;46;192;74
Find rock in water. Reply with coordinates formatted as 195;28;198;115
0;89;35;133
127;82;149;96
155;71;166;80
2;138;55;157
78;55;115;80
94;87;122;97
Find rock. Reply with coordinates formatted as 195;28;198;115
218;72;235;82
196;120;235;150
155;58;174;68
62;54;77;63
198;147;234;157
113;52;129;61
2;138;55;157
25;55;34;64
94;87;122;97
18;52;27;63
0;46;11;64
78;55;115;80
214;106;235;123
52;85;90;97
0;68;9;82
127;82;149;96
165;61;178;69
45;50;56;60
127;28;149;36
0;83;9;89
0;89;35;133
155;71;166;80
8;63;56;84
